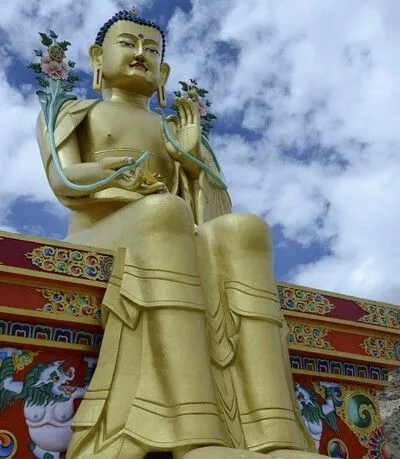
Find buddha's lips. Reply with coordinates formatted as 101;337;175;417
130;62;147;71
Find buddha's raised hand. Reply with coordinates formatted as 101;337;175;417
163;97;203;179
164;97;202;158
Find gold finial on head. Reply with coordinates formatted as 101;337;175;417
130;7;138;17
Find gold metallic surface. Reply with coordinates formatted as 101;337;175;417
36;18;329;459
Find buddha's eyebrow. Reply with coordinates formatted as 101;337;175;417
116;33;159;47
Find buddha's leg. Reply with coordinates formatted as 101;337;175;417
70;195;229;451
196;214;313;454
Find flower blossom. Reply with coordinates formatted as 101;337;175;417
196;99;208;117
48;44;65;62
41;56;69;80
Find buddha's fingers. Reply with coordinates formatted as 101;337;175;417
190;99;200;125
128;165;144;190
166;114;179;134
140;181;168;195
187;98;200;126
176;98;187;127
99;156;134;170
184;98;194;125
162;117;180;159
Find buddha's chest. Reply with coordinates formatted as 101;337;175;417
81;103;165;157
79;102;175;187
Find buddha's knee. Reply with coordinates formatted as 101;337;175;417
134;194;194;234
204;213;272;253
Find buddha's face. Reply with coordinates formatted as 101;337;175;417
90;21;169;95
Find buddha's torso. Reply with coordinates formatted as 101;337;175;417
78;101;175;190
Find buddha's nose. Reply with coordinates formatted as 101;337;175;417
135;40;144;58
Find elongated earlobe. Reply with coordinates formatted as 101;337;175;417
92;66;103;92
157;85;167;107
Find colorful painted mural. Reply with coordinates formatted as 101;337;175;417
294;378;392;458
0;347;96;459
0;232;399;458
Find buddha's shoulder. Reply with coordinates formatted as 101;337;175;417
58;98;100;117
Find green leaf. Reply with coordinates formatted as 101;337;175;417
63;83;74;92
49;30;58;39
57;41;71;51
68;60;76;68
190;78;198;85
173;90;181;97
34;49;43;57
39;32;53;47
27;63;42;73
208;114;217;120
67;74;80;82
197;89;208;96
35;75;49;87
178;81;188;91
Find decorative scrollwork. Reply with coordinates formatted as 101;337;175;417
278;286;335;315
288;323;334;350
25;245;113;282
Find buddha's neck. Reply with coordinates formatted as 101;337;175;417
102;88;150;110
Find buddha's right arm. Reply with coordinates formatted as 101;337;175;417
46;132;131;198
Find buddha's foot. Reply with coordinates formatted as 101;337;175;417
180;447;329;459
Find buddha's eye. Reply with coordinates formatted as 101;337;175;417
119;40;134;48
146;48;160;56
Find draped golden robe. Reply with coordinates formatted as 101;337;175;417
37;102;316;458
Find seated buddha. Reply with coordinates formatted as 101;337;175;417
36;8;329;459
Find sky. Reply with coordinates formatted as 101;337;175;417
1;0;400;305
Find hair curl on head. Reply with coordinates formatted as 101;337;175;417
95;10;166;62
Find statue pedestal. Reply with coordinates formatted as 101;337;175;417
0;231;396;458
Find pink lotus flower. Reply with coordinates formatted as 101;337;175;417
196;99;208;116
41;56;69;80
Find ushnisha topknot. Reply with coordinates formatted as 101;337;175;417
94;9;166;62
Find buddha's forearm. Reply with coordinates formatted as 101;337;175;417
48;162;115;197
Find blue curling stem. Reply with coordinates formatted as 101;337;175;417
44;80;149;192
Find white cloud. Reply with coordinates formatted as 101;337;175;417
164;0;400;303
0;0;152;69
1;0;400;304
0;0;152;229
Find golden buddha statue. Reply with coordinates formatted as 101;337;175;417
36;8;329;459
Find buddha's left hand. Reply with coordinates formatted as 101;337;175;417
164;97;202;161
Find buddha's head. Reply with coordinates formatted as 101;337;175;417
89;9;170;101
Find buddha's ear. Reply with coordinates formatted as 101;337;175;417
89;44;103;67
160;62;170;87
